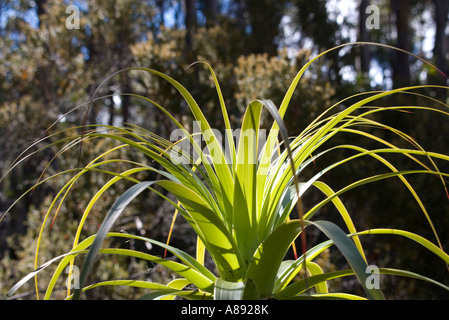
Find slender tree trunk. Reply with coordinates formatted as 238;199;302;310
157;0;165;26
204;0;217;28
108;89;115;127
432;0;449;86
35;0;47;18
390;0;411;86
183;0;200;95
246;0;283;56
358;0;370;74
120;72;131;125
184;0;197;62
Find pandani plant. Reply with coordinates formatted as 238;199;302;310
3;42;449;300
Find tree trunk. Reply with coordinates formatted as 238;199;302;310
390;0;411;86
157;0;165;27
358;0;370;74
246;0;284;56
184;0;197;61
432;0;449;86
35;0;47;17
108;89;115;127
204;0;218;28
120;72;131;125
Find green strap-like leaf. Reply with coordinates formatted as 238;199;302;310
246;220;303;298
138;290;213;300
306;220;385;300
305;261;328;293
233;100;263;266
135;67;235;221
312;181;366;262
44;232;215;299
73;181;155;300
106;232;216;282
355;228;449;264
274;240;334;293
159;278;192;300
68;280;176;299
49;248;215;299
6;250;84;299
276;226;449;295
156;180;245;281
275;267;449;299
284;293;367;300
247;219;384;299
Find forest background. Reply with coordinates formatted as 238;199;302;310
1;0;449;299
